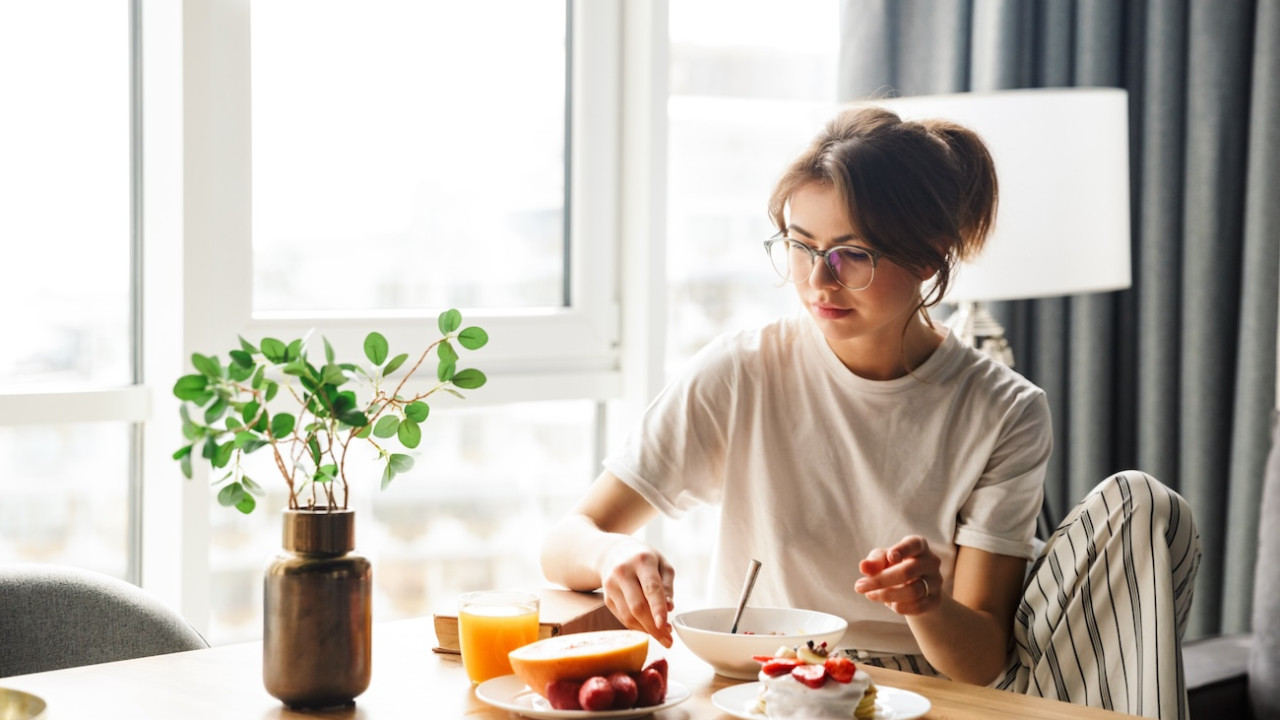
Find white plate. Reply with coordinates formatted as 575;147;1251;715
474;674;691;719
0;688;47;720
710;681;931;720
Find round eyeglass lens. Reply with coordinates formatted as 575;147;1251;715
827;246;875;290
767;240;796;280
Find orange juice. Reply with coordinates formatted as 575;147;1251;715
458;591;540;685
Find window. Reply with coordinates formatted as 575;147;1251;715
1;0;841;644
250;2;569;313
171;0;626;643
0;1;137;580
657;0;839;609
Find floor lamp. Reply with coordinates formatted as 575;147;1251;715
874;88;1133;368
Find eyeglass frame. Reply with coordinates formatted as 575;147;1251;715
762;231;885;291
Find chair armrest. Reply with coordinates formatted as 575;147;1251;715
1184;633;1251;688
1184;634;1252;720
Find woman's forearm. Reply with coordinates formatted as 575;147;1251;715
906;596;1011;685
541;513;613;591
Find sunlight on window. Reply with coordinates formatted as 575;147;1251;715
0;1;130;391
207;400;596;645
661;0;838;610
0;424;131;578
250;0;567;313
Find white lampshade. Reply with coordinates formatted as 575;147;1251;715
872;88;1132;302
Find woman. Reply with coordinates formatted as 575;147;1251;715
541;104;1198;717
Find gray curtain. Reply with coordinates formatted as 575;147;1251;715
837;0;1280;640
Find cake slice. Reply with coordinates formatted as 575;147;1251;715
750;641;877;719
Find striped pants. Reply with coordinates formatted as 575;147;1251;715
860;471;1202;720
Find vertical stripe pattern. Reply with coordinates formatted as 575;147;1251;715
998;471;1202;720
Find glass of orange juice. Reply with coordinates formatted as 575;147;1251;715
458;590;540;685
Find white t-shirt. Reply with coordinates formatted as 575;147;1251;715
603;312;1052;655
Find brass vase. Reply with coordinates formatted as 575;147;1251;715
263;508;372;709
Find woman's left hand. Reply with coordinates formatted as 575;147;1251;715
854;535;943;615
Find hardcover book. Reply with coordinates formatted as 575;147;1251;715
432;587;623;654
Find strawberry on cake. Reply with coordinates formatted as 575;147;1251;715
750;641;877;719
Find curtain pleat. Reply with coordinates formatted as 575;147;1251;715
837;0;1278;639
1225;0;1280;631
1179;0;1255;635
1135;0;1187;490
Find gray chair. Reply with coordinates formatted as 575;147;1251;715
1183;409;1280;720
0;564;208;677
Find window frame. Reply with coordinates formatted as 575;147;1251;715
0;0;671;635
142;0;665;631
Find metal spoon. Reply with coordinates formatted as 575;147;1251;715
729;558;763;634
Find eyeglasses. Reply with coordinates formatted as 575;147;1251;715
763;233;883;291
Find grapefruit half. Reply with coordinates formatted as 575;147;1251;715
508;630;650;694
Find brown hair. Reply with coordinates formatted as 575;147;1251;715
768;105;998;314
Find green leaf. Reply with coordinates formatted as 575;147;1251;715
204;397;229;424
179;452;192;479
180;406;201;440
333;391;356;415
323;337;335;365
225;417;244;431
191;353;222;379
364;332;389;365
227;362;254;383
338;409;369;428
286;339;304;362
438;308;462;334
228;349;254;369
265;380;280;402
397;418;422;448
314;464;338;484
241;400;260;425
382;353;409;377
437;341;458;366
373;416;401;438
381;463;394;491
172;444;193;461
235;493;257;514
173;374;210;401
458;326;489;350
389;453;414;474
355;424;372;439
260;337;287;363
308;435;322;465
251;365;266;390
451;368;487;389
437;360;456;382
213;441;235;469
238;336;258;354
443;388;466;400
321;363;347;387
217;482;245;507
241;475;265;496
271;413;295;438
404;401;430;423
234;430;266;451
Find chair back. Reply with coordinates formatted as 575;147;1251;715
0;564;208;678
1250;410;1280;717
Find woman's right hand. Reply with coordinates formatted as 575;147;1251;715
540;471;674;646
598;537;676;647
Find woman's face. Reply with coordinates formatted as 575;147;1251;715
785;182;930;364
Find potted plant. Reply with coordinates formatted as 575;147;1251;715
171;309;487;708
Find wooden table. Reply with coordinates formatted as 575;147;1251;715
0;617;1140;719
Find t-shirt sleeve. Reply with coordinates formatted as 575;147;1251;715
953;389;1052;560
602;336;737;518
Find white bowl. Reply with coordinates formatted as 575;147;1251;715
671;606;848;680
